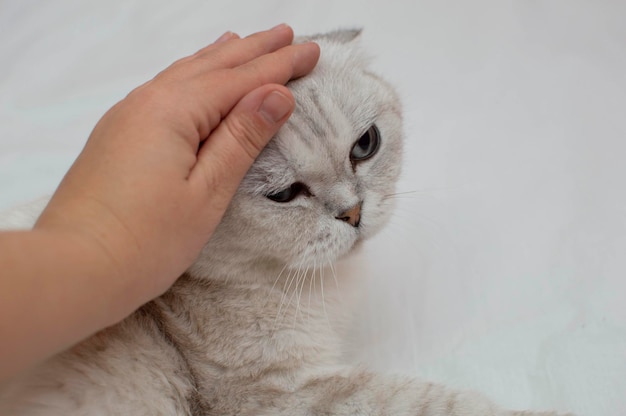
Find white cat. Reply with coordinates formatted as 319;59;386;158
0;30;572;416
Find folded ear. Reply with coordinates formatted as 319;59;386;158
295;29;362;45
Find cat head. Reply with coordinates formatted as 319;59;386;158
189;30;403;281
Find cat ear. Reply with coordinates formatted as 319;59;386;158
296;29;362;45
319;29;362;43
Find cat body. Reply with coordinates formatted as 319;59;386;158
0;31;570;416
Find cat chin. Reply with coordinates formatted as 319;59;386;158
339;238;366;261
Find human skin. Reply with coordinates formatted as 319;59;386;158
0;24;320;382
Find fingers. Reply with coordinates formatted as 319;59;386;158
189;84;294;209
187;31;241;60
212;31;239;45
193;24;295;69
150;24;318;142
193;41;320;129
160;25;292;79
234;40;320;86
162;31;242;70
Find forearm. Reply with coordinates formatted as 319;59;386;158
0;229;138;381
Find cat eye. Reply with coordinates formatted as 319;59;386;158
350;124;380;164
266;182;310;203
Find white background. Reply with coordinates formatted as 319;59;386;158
1;1;625;415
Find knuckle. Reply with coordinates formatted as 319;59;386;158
127;81;170;109
236;53;290;85
222;113;268;161
196;46;227;64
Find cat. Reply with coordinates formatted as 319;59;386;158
0;30;572;416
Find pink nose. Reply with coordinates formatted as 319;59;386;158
336;203;362;227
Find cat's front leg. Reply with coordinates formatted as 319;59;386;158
255;369;574;416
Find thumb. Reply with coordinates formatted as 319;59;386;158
190;84;295;207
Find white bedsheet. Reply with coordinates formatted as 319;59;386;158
1;1;624;415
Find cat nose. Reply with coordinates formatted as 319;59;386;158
335;202;362;227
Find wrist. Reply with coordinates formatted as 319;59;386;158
0;228;142;379
33;212;151;328
34;227;139;326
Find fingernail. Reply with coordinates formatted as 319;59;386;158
259;91;293;123
214;31;234;44
271;23;289;31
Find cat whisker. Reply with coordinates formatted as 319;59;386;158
296;261;313;327
319;257;324;294
327;254;339;290
272;270;290;330
383;193;422;201
384;195;421;200
382;190;419;199
382;186;467;201
282;259;308;328
290;261;306;308
319;261;329;326
264;263;289;309
275;261;302;329
293;263;309;328
307;262;315;326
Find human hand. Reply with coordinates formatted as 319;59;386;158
34;24;320;316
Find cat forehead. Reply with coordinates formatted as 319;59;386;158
241;34;400;192
282;39;390;147
270;66;382;174
254;109;355;189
